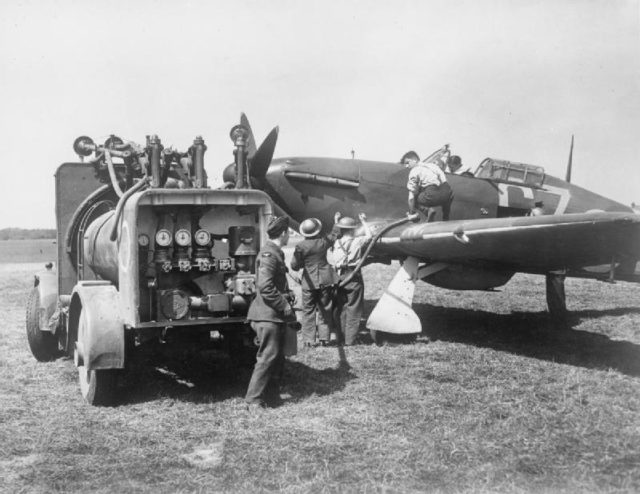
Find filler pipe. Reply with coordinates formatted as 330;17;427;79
338;213;419;288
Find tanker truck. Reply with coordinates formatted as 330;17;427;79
26;123;285;405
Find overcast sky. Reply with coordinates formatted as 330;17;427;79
0;0;638;228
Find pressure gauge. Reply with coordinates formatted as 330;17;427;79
138;233;150;247
175;229;191;247
194;229;211;246
155;229;172;247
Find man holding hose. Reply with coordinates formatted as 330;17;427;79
331;213;373;346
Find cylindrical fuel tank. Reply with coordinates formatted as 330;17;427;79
83;211;119;284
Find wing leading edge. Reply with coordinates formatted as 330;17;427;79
374;212;640;275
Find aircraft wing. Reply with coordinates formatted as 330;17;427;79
374;211;640;275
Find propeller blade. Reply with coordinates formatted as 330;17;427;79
249;126;279;182
240;112;258;158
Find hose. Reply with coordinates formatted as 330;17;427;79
104;149;124;198
109;177;150;242
65;184;112;257
338;213;419;288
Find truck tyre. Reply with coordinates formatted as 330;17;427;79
76;306;119;406
78;366;118;406
26;288;59;361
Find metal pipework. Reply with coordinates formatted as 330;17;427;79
148;135;163;188
191;136;207;188
230;125;249;189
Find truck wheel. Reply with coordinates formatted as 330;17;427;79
76;307;118;406
26;288;59;361
78;366;118;406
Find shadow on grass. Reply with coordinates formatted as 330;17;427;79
285;345;356;403
364;300;640;377
118;344;355;406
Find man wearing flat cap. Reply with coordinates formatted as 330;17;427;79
245;216;296;409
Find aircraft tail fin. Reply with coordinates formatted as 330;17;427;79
565;135;574;183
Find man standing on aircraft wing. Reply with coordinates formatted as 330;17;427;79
290;214;341;347
406;158;454;221
331;213;373;346
245;216;297;409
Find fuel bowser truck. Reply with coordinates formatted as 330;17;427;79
25;123;288;405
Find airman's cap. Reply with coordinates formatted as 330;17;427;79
267;216;289;237
448;155;462;166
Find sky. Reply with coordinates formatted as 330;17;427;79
0;0;638;228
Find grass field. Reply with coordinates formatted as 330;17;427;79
1;256;640;492
0;239;57;264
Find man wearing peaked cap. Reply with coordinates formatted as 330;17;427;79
245;215;296;409
290;214;341;346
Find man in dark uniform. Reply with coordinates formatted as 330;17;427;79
245;216;296;409
290;214;340;346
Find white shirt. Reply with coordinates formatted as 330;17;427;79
407;162;448;194
330;235;370;269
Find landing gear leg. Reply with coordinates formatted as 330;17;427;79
366;257;422;345
546;272;568;328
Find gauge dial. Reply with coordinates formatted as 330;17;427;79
175;229;192;247
155;229;172;247
194;229;211;246
138;233;150;247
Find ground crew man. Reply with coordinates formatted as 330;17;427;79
290;214;340;347
245;216;296;409
406;160;454;221
331;213;372;345
446;155;473;176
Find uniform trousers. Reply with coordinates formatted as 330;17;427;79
245;321;285;406
335;270;364;345
417;183;453;220
300;286;334;344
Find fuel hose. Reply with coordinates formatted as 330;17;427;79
109;177;150;242
337;213;419;288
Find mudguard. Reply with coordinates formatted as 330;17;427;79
33;265;59;333
70;281;125;371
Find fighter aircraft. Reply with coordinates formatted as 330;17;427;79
223;115;640;342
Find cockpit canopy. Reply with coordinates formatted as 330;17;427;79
475;158;546;188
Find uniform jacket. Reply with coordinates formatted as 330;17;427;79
247;241;296;323
291;228;339;290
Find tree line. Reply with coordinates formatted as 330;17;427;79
0;228;56;240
